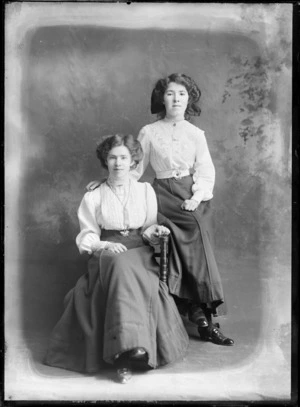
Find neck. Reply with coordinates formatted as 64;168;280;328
107;175;130;186
164;114;185;123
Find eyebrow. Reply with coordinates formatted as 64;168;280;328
166;89;187;92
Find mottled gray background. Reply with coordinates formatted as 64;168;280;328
5;3;292;400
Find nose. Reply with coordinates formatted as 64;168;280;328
173;93;180;103
115;157;122;166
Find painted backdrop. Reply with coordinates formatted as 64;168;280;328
5;2;292;398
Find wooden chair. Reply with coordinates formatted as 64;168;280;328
157;235;169;284
157;235;221;331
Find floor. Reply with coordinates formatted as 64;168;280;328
5;318;291;402
4;255;292;402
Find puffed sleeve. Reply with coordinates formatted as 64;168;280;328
75;191;109;254
142;182;158;230
130;126;151;180
191;129;215;202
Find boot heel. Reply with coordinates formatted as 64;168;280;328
117;367;132;384
197;326;211;341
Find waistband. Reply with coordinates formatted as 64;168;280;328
156;169;190;180
101;228;142;238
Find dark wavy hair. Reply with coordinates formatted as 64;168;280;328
96;134;143;170
151;73;201;121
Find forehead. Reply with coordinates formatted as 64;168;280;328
108;145;131;156
165;82;187;92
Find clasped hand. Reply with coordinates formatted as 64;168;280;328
181;199;199;211
151;225;170;238
143;224;170;245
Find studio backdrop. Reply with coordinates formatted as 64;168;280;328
5;2;292;400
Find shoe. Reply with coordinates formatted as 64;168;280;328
196;317;209;328
116;367;132;384
128;347;149;371
198;326;234;346
128;347;147;361
188;304;209;327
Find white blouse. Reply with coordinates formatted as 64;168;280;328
131;120;215;202
76;180;157;254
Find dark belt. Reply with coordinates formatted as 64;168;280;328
101;228;142;239
101;228;145;250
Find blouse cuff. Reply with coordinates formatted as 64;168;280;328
79;239;109;255
191;190;205;204
92;241;110;252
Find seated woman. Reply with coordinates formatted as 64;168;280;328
44;134;189;384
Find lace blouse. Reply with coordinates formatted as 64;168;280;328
76;180;157;254
131;119;215;202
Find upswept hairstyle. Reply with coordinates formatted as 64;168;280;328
151;73;201;121
96;134;143;170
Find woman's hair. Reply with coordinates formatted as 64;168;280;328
151;73;201;120
96;134;143;170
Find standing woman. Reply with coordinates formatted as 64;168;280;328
131;73;234;346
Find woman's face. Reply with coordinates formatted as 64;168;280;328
106;145;133;180
163;82;189;119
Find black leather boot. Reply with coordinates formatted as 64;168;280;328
129;347;148;362
114;352;133;384
116;367;132;384
198;325;234;346
128;347;149;370
188;303;209;328
198;308;234;346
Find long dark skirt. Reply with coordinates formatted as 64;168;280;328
153;176;226;316
44;231;189;374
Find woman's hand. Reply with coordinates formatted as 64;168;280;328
86;180;101;191
105;242;128;254
181;199;199;212
153;225;170;237
143;224;170;245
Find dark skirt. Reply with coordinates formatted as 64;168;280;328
153;176;226;316
44;230;189;374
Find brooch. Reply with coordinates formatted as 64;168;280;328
120;229;130;237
